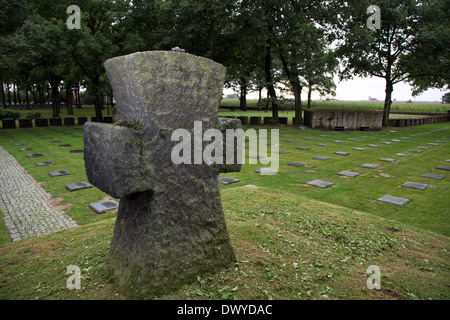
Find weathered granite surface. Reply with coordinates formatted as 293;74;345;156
84;51;240;298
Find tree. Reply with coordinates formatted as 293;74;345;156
337;0;429;126
401;0;449;96
0;0;29;109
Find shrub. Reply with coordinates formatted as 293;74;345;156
0;109;21;120
25;111;42;119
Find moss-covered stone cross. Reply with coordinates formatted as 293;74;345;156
83;51;241;298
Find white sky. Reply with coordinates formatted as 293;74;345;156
225;76;447;103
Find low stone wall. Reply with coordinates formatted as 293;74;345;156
388;114;450;127
304;109;383;131
1;116;115;129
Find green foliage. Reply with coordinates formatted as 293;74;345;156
25;111;42;119
0;109;21;120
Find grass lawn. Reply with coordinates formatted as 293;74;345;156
0;121;449;300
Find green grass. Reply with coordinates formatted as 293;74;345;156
0;122;449;300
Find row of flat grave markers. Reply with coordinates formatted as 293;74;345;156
219;127;449;207
8;128;119;215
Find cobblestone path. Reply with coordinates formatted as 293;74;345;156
0;146;78;241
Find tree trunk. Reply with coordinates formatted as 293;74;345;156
257;86;263;111
7;83;11;106
13;84;17;105
25;87;30;110
50;81;60;118
382;79;393;126
265;38;278;122
307;84;312;109
17;86;22;105
292;80;302;125
67;85;74;115
0;79;6;109
93;77;103;122
76;84;82;108
31;85;36;106
239;77;247;111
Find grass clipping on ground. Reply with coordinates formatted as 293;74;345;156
0;186;448;300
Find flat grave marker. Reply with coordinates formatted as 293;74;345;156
65;182;93;191
89;200;119;214
377;195;410;207
312;156;331;160
218;177;240;185
307;179;334;188
26;153;43;158
255;168;278;175
35;161;55;167
337;171;360;178
401;181;428;190
48;170;71;177
287;162;307;167
434;165;450;171
421;173;445;180
360;164;379;169
379;158;396;162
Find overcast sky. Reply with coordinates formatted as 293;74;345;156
227;77;447;103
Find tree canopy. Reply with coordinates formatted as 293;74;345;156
1;0;447;124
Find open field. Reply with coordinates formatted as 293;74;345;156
0;122;449;300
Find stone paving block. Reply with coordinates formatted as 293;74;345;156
218;177;240;185
337;171;360;178
89;200;119;214
427;143;439;146
307;179;334;188
287;162;307;167
48;170;71;177
65;181;93;191
380;142;392;145
333;140;345;143
421;173;445;180
377;195;410;207
391;139;401;142
296;147;311;150
353;147;366;151
434;165;450;171
0;146;78;241
366;144;379;148
360;164;379;169
401;181;428;190
396;153;411;157
408;149;422;153
347;138;357;141
303;137;314;140
276;151;291;154
417;146;430;150
312;156;330;160
334;151;350;156
19;148;33;151
316;143;329;146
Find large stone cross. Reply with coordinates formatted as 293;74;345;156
83;51;241;297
